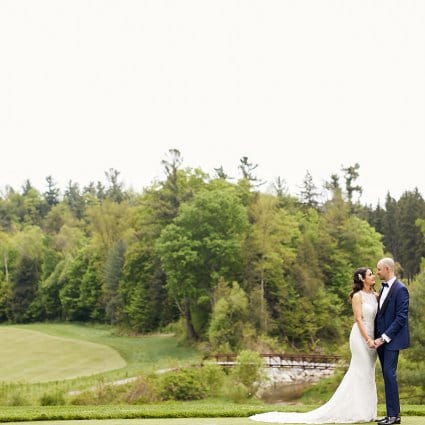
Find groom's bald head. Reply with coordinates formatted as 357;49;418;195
377;257;395;281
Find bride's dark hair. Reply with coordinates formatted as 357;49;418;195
349;267;369;299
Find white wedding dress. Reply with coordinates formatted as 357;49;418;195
250;291;378;424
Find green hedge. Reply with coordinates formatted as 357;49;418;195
0;402;424;422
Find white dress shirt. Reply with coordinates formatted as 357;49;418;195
379;276;396;308
379;276;396;342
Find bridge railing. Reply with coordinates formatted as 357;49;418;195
203;353;342;369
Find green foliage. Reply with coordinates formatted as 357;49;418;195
9;255;41;322
199;364;226;397
123;375;160;404
208;281;252;351
226;382;251;403
39;392;65;406
157;187;249;339
0;160;423;356
157;368;207;400
399;268;425;402
231;350;265;397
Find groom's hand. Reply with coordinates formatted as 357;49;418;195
374;338;384;348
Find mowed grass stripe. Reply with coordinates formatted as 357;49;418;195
4;418;425;425
0;327;126;383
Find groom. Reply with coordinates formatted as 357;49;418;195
374;257;410;425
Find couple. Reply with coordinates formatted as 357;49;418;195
250;257;410;424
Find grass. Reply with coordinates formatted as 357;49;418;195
0;327;125;383
4;420;425;425
0;402;423;423
12;323;201;375
0;323;201;404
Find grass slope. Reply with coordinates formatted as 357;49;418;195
0;323;202;404
0;327;126;383
12;323;202;379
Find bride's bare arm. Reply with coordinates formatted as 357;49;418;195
352;293;375;349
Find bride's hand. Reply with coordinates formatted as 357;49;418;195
366;339;376;349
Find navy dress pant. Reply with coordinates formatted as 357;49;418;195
377;347;400;417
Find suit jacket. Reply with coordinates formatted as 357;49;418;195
375;279;410;350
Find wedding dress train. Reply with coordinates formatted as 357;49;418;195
250;291;378;424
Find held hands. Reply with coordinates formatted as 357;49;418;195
366;339;376;349
374;338;385;348
366;338;384;349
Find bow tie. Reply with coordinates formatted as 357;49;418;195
381;282;389;288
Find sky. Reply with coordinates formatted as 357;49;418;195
1;0;424;206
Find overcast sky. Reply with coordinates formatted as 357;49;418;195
1;0;424;206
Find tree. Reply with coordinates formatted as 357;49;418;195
9;255;41;322
382;193;400;259
324;173;341;200
43;175;60;209
342;163;362;204
213;166;231;180
103;240;126;324
105;168;127;203
238;156;263;187
244;194;300;332
397;189;425;281
59;248;103;321
85;200;133;255
400;267;425;401
64;181;86;219
208;281;252;351
299;170;320;209
157;187;249;340
273;176;288;198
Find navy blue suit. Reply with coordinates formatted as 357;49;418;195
375;279;409;417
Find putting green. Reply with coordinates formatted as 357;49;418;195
0;327;126;383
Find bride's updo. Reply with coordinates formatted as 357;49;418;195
349;267;369;299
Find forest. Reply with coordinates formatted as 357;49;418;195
0;150;424;360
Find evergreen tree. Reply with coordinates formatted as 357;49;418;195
299;170;320;209
105;168;127;203
64;181;85;219
382;193;400;259
342;163;362;204
9;255;40;322
397;189;425;281
43;175;60;209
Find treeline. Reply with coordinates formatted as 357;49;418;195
0;150;424;351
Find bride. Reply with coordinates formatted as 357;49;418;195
250;267;378;424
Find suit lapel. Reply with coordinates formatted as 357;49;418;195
379;280;398;315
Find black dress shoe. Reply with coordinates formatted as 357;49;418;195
377;416;401;425
376;418;387;423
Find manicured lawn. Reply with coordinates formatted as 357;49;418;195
0;323;202;405
0;327;125;383
3;418;425;425
11;323;201;377
1;403;423;423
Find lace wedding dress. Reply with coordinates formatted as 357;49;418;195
250;291;378;424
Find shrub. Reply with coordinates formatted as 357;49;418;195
39;392;66;406
157;368;207;401
6;393;29;406
124;376;160;404
226;382;250;403
70;383;126;405
231;350;265;397
199;363;226;396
